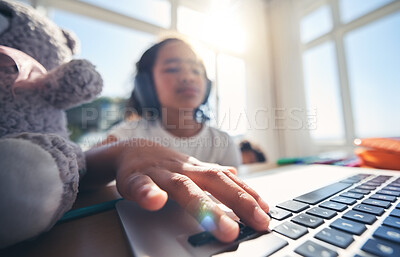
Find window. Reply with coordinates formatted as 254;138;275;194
300;0;399;148
31;0;250;145
339;0;393;23
50;9;155;147
344;11;400;138
302;42;345;142
300;5;332;43
217;54;247;136
177;5;246;54
80;0;171;28
51;9;155;98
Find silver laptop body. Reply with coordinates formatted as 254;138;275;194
116;165;400;257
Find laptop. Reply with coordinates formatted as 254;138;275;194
116;164;400;257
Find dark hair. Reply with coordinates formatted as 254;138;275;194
240;141;267;163
126;38;210;122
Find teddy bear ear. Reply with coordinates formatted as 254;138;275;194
62;29;80;55
0;12;10;35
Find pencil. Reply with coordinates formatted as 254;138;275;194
57;198;123;223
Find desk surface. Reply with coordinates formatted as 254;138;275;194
1;163;275;257
1;184;132;257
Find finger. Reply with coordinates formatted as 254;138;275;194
117;173;168;211
223;171;269;213
221;166;237;175
146;168;240;243
189;157;238;175
186;167;270;232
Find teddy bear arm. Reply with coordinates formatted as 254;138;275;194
41;59;103;109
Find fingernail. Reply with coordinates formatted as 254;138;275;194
253;206;270;224
218;215;238;234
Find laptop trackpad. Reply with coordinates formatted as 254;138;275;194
116;199;279;257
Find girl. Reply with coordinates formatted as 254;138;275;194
106;38;241;168
82;38;270;243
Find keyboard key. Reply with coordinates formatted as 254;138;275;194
340;192;364;200
356;185;376;191
319;201;348;212
362;198;392;209
273;221;308;240
364;182;382;187
330;218;367;235
306;207;336;219
214;233;289;257
315;228;354;248
236;226;258;241
390;209;400;218
277;200;309;213
294;182;351;205
187;223;257;247
362;238;400;257
373;226;400;243
353;204;385;216
383;216;400;229
340;174;368;184
397;202;400;209
348;188;370;195
384;186;400;192
188;231;215;247
291;213;324;228
295;240;338;257
370;194;397;202
268;208;292;220
340;178;361;184
377;190;400;197
374;175;393;182
342;210;377;225
330;196;356;205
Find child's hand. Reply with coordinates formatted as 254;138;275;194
114;139;270;243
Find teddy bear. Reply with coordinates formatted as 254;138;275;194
0;0;103;248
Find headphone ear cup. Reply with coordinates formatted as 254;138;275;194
202;79;212;104
134;72;159;109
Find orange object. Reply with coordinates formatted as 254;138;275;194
354;138;400;171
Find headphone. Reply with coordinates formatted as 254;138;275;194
133;71;212;110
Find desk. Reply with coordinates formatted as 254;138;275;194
1;184;132;257
0;164;274;257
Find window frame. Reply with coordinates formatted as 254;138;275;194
300;0;400;150
29;0;249;138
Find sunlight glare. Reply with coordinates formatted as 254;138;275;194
178;3;246;54
202;10;246;53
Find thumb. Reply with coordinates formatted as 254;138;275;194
119;173;168;211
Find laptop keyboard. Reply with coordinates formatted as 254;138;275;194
188;173;400;256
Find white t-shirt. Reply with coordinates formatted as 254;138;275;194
108;119;242;168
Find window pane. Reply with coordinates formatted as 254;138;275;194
302;42;345;142
80;0;170;28
301;5;333;43
177;6;205;39
339;0;393;24
51;9;155;98
50;9;156;147
217;54;246;136
344;12;400;138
